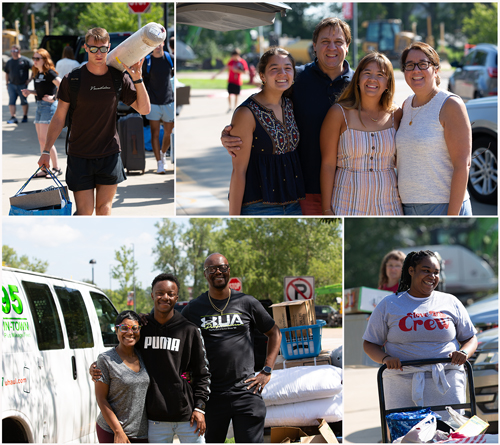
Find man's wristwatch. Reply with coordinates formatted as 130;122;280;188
459;350;468;357
261;366;272;375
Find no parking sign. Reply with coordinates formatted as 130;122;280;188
284;276;315;301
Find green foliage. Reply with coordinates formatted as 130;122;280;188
103;287;151;314
462;3;498;45
344;218;498;289
152;218;341;304
77;3;166;34
2;245;49;273
178;78;256;90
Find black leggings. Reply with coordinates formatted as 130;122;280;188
205;391;266;443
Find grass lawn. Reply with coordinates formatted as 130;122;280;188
178;78;257;90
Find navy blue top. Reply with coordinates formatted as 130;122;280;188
238;95;305;207
292;59;354;194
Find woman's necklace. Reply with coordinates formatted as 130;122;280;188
208;289;231;315
360;106;381;122
409;90;439;126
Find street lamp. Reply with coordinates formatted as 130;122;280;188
89;259;96;284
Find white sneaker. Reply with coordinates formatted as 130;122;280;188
157;160;165;174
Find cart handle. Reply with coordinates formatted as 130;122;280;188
377;357;476;443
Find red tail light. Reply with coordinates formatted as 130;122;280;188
487;67;497;78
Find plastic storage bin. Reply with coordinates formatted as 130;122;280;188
279;319;326;360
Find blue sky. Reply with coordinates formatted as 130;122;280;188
2;217;190;290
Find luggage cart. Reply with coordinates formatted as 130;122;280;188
377;358;476;443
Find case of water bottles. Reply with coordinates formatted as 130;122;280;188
279;319;326;360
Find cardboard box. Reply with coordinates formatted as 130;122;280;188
274;350;332;370
271;420;338;443
344;287;389;314
176;85;191;106
271;300;316;329
10;186;69;211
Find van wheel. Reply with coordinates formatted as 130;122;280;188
3;418;28;443
468;135;498;204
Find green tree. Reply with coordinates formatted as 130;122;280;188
111;245;142;311
153;219;189;298
183;218;223;299
216;218;342;303
462;3;498;45
2;245;49;273
78;3;166;34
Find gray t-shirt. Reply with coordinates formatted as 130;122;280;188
363;290;476;361
96;348;149;439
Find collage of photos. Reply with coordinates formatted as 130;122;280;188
1;2;498;445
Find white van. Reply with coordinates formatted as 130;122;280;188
2;267;119;443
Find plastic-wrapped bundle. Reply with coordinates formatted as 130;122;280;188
264;394;343;427
262;365;342;407
107;23;166;72
386;408;442;442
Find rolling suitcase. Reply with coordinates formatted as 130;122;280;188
117;113;146;174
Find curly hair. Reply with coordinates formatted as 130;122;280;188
397;250;438;293
32;48;57;76
115;310;141;326
151;273;180;292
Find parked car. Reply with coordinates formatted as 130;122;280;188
465;96;498;205
471;327;498;433
449;43;497;101
466;293;498;333
315;305;341;327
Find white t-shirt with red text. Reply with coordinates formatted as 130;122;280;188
363;290;476;361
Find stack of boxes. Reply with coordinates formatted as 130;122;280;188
270;300;331;370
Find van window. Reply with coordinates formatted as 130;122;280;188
90;292;119;347
22;281;64;350
54;286;94;348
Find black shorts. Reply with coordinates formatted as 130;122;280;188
66;152;126;192
227;82;241;95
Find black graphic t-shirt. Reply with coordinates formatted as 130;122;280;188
34;69;58;101
182;290;275;394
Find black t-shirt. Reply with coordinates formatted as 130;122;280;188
182;290;275;394
144;53;173;105
4;56;33;84
34;69;58;101
58;65;137;159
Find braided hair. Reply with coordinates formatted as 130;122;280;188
397;250;438;293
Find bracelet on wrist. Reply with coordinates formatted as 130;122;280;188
132;78;143;84
459;349;468;357
194;408;205;415
381;355;391;364
42;151;50;155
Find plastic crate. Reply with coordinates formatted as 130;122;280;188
279;320;326;360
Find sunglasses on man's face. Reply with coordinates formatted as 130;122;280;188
87;45;110;54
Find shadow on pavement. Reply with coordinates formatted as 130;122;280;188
345;426;382;444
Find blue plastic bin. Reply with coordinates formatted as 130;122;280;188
279;319;326;360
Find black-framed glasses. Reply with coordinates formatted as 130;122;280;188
403;61;434;71
116;324;141;333
87;45;110;54
204;264;230;274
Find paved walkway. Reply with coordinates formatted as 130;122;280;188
2;78;175;216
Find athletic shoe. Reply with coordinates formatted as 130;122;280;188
21;116;28;123
7;117;18;124
157;160;165;174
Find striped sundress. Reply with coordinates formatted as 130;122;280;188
330;106;403;215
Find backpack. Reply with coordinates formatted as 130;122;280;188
145;51;173;75
64;65;123;154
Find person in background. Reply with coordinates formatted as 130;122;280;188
95;310;149;443
22;48;62;178
144;41;174;174
378;250;405;293
55;45;80;78
4;44;33;124
212;48;249;112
